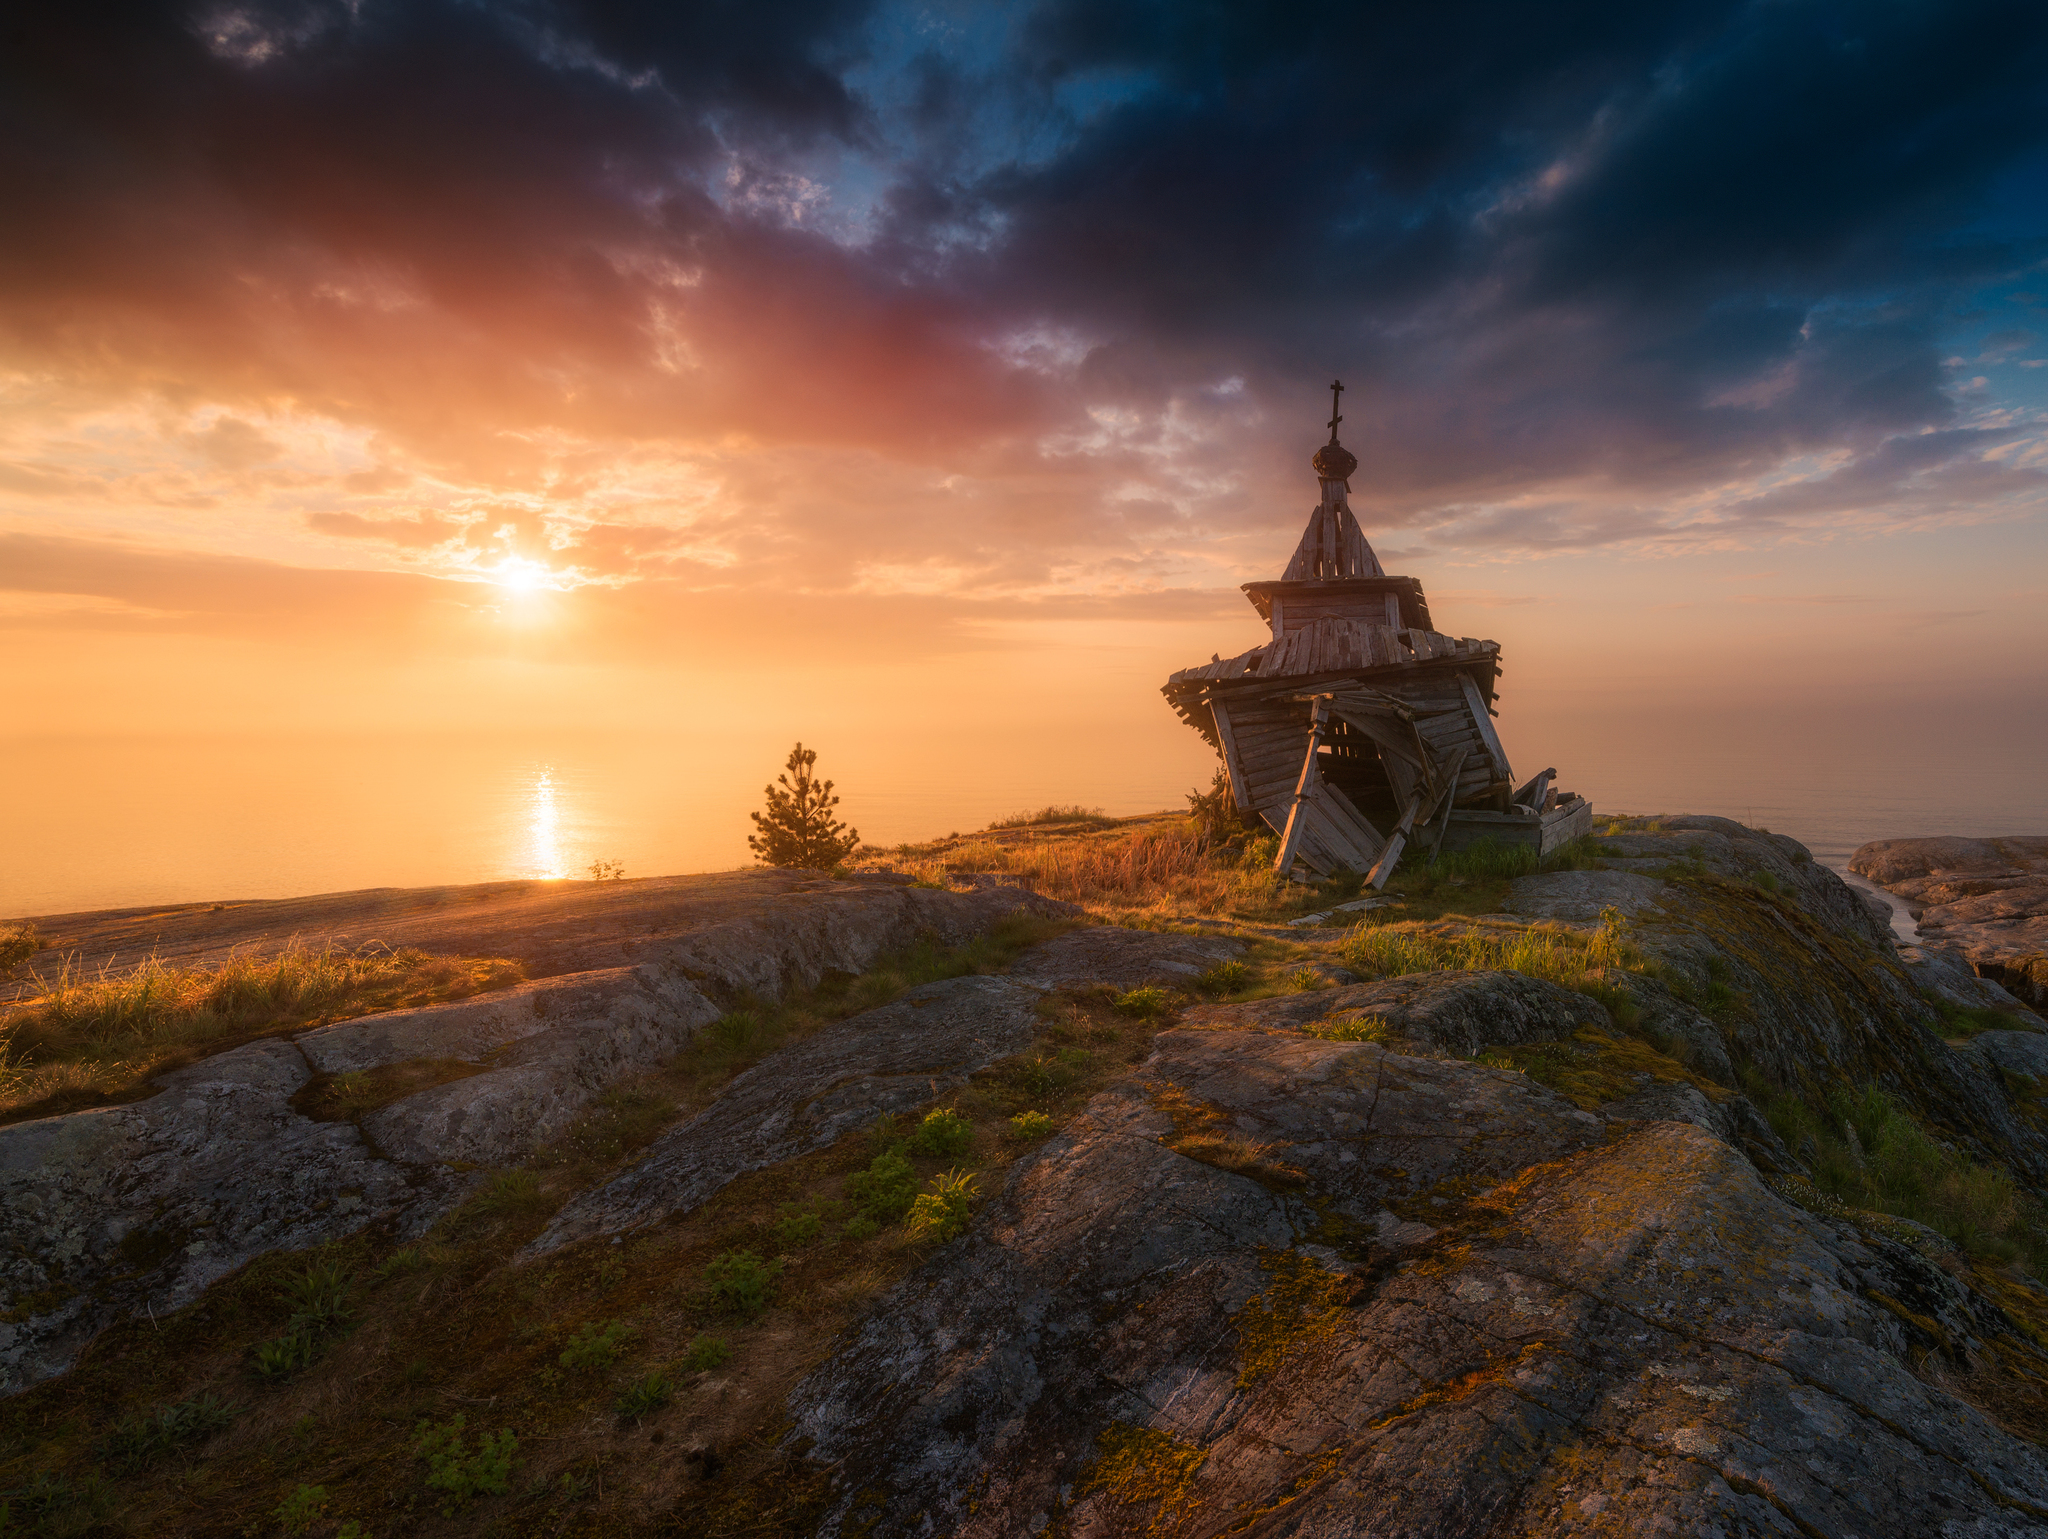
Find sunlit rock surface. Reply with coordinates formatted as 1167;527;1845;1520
0;875;1075;1394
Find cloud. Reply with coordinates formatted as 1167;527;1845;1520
0;0;2044;603
307;511;467;547
183;416;286;468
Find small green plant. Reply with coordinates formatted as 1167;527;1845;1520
772;1202;823;1249
284;1260;355;1330
845;1150;919;1222
909;1108;975;1158
273;1483;329;1535
907;1169;980;1242
413;1414;517;1515
595;1254;627;1290
1304;1015;1390;1043
251;1328;317;1381
615;1370;673;1419
335;1524;371;1539
375;1246;429;1281
1194;960;1249;996
1112;986;1172;1018
1008;1110;1055;1140
559;1318;636;1370
681;1334;732;1372
704;1249;783;1317
474;1169;546;1216
100;1393;240;1474
842;1214;880;1241
1283;967;1323;993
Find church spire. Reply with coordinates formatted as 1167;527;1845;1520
1284;379;1380;579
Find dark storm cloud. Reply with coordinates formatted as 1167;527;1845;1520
4;0;2046;558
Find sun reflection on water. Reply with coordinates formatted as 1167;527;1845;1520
528;766;566;878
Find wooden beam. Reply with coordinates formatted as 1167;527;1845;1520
1422;748;1471;866
1458;671;1513;783
1208;697;1254;812
1364;788;1428;890
1273;698;1331;880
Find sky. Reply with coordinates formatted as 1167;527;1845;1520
3;0;2047;877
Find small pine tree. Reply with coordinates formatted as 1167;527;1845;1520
748;742;861;870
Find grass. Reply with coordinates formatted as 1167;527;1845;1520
871;814;1326;920
0;942;523;1125
1757;1079;2048;1273
1340;906;1647;992
1372;836;1603;923
1926;994;2039;1042
986;804;1119;829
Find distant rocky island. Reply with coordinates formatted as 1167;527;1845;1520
1852;835;2048;1008
4;815;2048;1536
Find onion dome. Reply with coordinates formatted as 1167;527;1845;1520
1313;377;1357;480
1312;441;1358;480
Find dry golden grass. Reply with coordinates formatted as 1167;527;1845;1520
882;815;1319;922
0;942;523;1125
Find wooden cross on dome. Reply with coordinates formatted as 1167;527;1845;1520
1326;378;1344;444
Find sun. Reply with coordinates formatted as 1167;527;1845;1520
490;558;552;593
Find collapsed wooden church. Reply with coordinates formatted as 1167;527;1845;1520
1163;383;1591;886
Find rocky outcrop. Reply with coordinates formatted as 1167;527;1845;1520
1851;835;2048;1007
787;1024;2048;1538
1007;926;1244;990
1563;818;2048;1183
1182;969;1609;1058
529;975;1045;1254
0;879;1073;1395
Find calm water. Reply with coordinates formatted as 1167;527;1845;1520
4;710;2042;916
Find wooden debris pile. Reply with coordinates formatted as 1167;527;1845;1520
1162;382;1591;885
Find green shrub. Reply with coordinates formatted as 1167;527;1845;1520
704;1250;783;1317
273;1484;329;1535
1304;1015;1390;1043
1283;967;1324;993
413;1415;517;1514
1195;961;1250;996
681;1334;732;1372
845;1151;918;1222
906;1170;979;1242
1008;1110;1055;1140
1113;986;1172;1018
615;1370;673;1419
100;1393;240;1474
558;1319;635;1370
909;1108;975;1158
842;1214;880;1241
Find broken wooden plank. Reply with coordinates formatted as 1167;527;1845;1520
1365;788;1429;890
1208;697;1255;812
1273;699;1332;879
1458;671;1513;782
